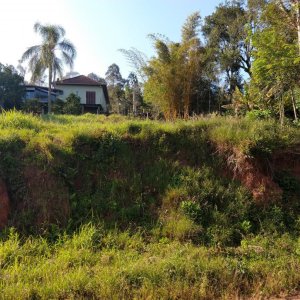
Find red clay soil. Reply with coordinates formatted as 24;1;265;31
219;147;283;204
219;144;300;204
0;178;9;229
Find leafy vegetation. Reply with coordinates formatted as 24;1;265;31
0;112;299;298
0;1;300;298
0;64;25;109
62;93;81;115
21;22;76;113
1;225;300;299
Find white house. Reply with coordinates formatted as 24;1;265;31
55;75;109;114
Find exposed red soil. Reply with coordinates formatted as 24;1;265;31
232;150;282;203
0;178;9;229
218;144;300;204
218;146;282;203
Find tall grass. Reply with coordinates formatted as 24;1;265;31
0;112;299;298
1;225;300;299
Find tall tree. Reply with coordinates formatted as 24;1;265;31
0;64;25;109
105;64;126;113
21;22;76;113
118;48;148;82
202;1;251;96
277;0;300;54
105;64;124;87
251;0;300;123
143;12;211;119
87;72;106;84
125;72;142;114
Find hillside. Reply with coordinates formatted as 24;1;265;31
0;112;300;299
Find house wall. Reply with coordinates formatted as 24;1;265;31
57;85;107;111
25;88;58;102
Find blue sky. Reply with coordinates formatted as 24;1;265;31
1;0;222;80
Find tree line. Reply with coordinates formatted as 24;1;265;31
119;0;300;122
1;0;300;122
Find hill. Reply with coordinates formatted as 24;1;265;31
0;112;299;299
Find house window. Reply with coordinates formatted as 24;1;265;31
86;91;96;104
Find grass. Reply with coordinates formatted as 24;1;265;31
0;111;299;298
1;225;300;299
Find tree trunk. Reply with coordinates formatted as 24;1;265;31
291;89;298;122
132;85;138;116
48;67;52;114
208;89;211;114
279;95;285;126
295;0;300;55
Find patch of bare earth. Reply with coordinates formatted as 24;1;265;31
218;146;282;203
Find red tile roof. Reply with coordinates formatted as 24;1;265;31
55;75;104;86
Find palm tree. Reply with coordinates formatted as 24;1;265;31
21;22;76;113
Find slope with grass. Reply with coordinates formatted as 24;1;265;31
0;111;299;299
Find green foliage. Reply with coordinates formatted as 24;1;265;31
251;1;300;122
22;98;43;114
246;109;272;120
202;1;250;94
180;200;201;222
0;64;25;109
0;225;300;299
62;93;81;115
0;112;298;297
52;99;65;114
21;22;76;113
144;12;217;119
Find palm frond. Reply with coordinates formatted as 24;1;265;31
22;22;76;93
21;45;41;62
30;58;46;83
58;39;77;59
28;53;40;72
34;22;65;44
41;44;54;67
61;51;74;69
53;57;64;80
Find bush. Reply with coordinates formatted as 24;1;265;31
22;98;43;114
63;93;81;115
246;109;272;120
52;99;65;114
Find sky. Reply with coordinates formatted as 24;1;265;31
1;0;222;81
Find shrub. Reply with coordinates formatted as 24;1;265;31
246;109;272;120
63;93;81;115
22;98;43;114
180;200;201;222
52;99;65;114
160;212;202;241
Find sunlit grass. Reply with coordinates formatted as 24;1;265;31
0;111;299;299
1;225;300;299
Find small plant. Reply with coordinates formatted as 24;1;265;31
246;109;272;120
180;200;201;222
240;220;252;235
